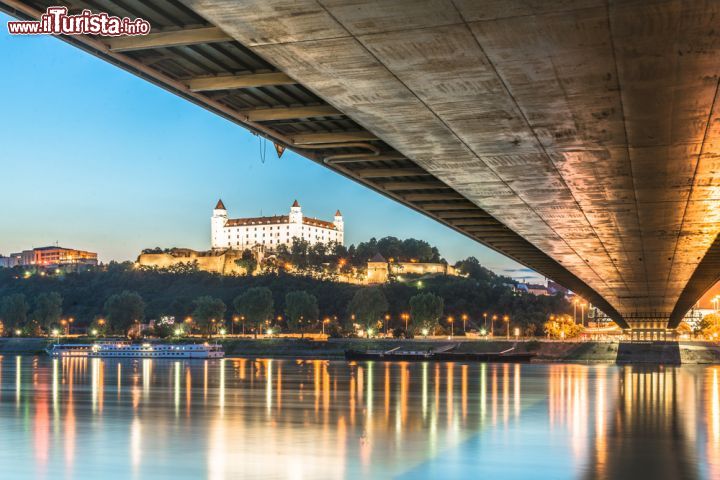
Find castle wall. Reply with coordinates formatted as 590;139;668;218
137;252;247;275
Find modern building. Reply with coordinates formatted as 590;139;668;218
211;199;343;251
0;255;19;268
1;246;98;268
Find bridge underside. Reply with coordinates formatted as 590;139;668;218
5;0;720;329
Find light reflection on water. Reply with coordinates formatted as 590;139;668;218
0;357;718;479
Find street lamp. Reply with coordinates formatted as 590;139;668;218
384;314;390;336
322;317;330;335
448;316;454;338
52;328;59;343
503;315;510;339
580;303;586;326
421;328;429;338
401;313;410;332
483;312;488;330
573;299;579;323
491;315;497;336
461;314;468;333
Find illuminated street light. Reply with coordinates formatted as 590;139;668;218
491;315;497;336
461;314;468;332
448;316;454;338
401;313;410;332
503;315;510;339
91;328;98;336
14;329;21;336
421;328;429;338
322;317;330;336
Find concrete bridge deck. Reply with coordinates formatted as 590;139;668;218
4;0;720;329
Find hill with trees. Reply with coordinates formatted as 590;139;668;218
0;254;571;337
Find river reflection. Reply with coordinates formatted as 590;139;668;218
0;357;718;479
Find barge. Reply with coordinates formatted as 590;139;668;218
345;344;534;363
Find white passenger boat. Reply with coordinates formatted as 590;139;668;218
46;341;224;359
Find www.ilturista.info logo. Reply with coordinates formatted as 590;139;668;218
8;6;150;36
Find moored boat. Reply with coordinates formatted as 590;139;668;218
345;344;534;363
46;341;224;359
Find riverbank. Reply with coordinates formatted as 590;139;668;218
3;338;720;364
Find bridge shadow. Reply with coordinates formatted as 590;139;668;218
615;341;681;365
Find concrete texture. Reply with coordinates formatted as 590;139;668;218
178;0;720;328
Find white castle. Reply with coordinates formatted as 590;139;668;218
211;199;344;250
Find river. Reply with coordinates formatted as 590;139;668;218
0;357;718;479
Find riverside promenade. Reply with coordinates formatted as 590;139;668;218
4;337;720;364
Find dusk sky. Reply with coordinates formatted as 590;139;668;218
0;13;538;281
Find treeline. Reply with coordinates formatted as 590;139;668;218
0;258;571;337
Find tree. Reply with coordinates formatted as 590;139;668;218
192;296;226;336
234;287;274;338
409;292;444;334
347;287;388;335
543;315;583;339
697;313;720;339
0;294;29;330
32;292;63;330
285;290;319;337
104;291;145;334
235;249;257;275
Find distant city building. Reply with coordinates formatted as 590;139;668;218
547;280;569;296
0;255;19;268
211;199;343;251
0;246;98;268
518;283;550;296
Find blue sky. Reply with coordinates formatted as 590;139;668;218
0;13;538;281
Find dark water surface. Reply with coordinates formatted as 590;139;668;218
0;357;718;479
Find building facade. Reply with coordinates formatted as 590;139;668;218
0;246;98;268
211;199;343;250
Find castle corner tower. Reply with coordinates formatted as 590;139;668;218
211;199;228;250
